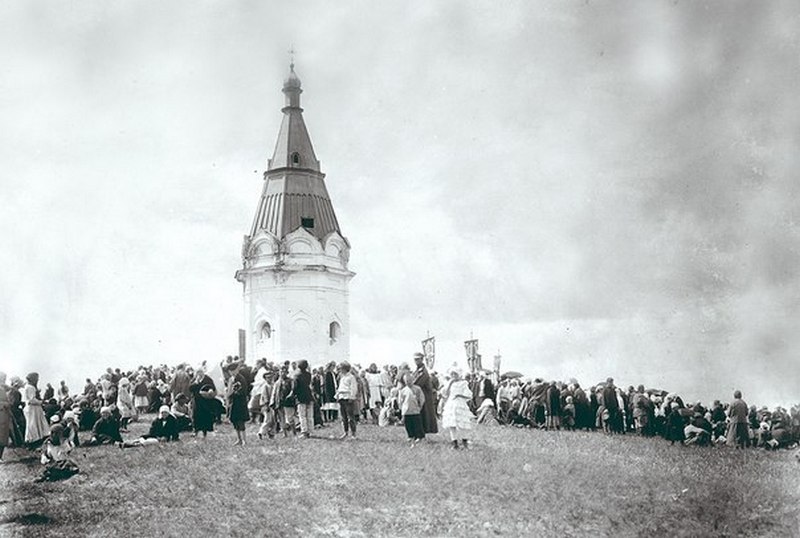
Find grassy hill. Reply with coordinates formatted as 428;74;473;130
2;418;798;537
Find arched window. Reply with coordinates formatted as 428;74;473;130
291;152;300;166
329;321;341;345
259;322;272;341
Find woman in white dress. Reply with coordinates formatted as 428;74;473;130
441;369;474;449
22;372;49;446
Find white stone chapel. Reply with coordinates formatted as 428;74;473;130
235;64;354;365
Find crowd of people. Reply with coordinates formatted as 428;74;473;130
1;354;798;480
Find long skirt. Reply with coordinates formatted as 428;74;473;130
24;403;49;444
442;397;474;431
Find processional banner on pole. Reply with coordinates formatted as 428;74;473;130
422;336;436;370
464;339;480;372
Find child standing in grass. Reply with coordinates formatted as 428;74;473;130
398;373;425;445
441;369;474;449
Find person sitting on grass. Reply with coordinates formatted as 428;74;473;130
683;412;712;446
38;424;79;482
87;406;123;446
476;398;500;426
119;405;179;448
398;372;425;445
61;410;80;448
170;394;193;431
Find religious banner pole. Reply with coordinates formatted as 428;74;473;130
464;337;479;373
422;332;436;370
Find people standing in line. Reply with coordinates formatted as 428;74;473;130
294;360;315;438
411;353;438;435
22;373;49;447
441;369;474;449
334;362;359;439
398;373;425;445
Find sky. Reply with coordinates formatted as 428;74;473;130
1;1;798;407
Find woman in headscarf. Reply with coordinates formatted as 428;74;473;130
116;377;135;431
189;368;217;438
0;372;11;461
441;369;474;449
22;373;49;446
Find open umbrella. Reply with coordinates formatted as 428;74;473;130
501;371;523;379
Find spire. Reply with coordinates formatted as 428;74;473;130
267;62;320;172
250;63;341;243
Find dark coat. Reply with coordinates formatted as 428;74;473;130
189;375;217;433
92;416;122;443
294;371;314;404
322;371;338;404
412;365;438;434
146;414;179;441
482;378;496;401
227;373;249;424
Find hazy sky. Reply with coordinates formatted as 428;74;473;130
1;1;798;407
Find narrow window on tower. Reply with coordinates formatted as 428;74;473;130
329;321;341;345
291;152;300;166
301;217;314;229
259;322;271;341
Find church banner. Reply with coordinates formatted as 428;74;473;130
464;339;480;372
493;354;501;373
422;336;436;370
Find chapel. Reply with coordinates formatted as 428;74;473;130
235;63;354;364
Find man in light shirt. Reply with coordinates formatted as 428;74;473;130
334;362;359;439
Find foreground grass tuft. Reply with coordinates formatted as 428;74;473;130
2;419;799;537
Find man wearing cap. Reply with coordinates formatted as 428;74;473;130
412;353;438;435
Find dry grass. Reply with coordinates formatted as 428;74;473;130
2;418;799;537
